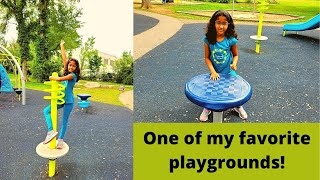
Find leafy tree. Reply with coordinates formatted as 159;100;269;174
0;0;37;80
79;37;102;80
88;52;102;78
46;1;82;54
113;51;133;85
32;0;82;82
79;37;96;70
32;0;50;82
0;0;82;82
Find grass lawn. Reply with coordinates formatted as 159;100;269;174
134;0;319;24
8;73;133;107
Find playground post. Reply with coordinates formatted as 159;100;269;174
36;72;67;177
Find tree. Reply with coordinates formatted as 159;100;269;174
32;0;50;82
46;1;82;54
79;37;102;79
0;0;37;80
32;0;82;82
113;52;133;85
0;0;82;82
79;37;96;70
88;52;102;78
141;0;151;9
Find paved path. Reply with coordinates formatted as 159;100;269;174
134;10;183;60
128;10;185;111
119;90;133;110
0;90;132;179
134;11;319;123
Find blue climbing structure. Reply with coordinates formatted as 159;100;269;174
0;64;13;93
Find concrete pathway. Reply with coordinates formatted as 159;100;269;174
121;10;184;111
134;10;183;60
119;90;133;111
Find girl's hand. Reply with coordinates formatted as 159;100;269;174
210;72;220;81
49;76;60;81
230;63;237;70
60;40;65;47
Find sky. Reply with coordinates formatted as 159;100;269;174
5;0;133;58
77;0;133;57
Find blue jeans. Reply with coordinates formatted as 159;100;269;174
43;103;74;139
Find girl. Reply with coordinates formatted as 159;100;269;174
43;40;80;149
200;10;247;121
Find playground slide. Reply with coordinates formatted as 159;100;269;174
282;14;320;36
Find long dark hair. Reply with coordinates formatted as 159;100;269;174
205;10;238;45
63;58;80;82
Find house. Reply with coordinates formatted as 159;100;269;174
98;51;118;73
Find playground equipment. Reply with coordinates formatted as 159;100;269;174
185;73;252;122
282;14;320;36
36;72;68;177
250;0;269;54
77;94;91;109
0;45;26;105
0;64;16;107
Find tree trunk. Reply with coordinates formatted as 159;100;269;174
1;1;33;82
34;0;50;82
141;0;151;9
16;13;30;81
22;58;27;81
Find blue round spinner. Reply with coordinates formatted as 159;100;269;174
185;73;252;111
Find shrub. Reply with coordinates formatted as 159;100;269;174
31;59;61;82
114;64;133;85
99;73;114;82
112;52;133;85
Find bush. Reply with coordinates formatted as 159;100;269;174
217;0;231;3
266;0;278;4
123;73;133;85
99;73;114;82
112;52;133;85
236;0;251;3
31;60;61;82
81;74;96;81
114;64;133;85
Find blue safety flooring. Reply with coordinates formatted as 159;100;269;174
134;23;319;122
134;13;159;35
0;89;132;179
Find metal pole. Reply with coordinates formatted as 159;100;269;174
49;72;58;177
43;72;65;177
212;111;223;123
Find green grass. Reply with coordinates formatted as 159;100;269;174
74;81;133;106
135;0;319;24
8;73;133;107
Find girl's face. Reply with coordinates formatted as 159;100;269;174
68;60;77;73
215;15;229;36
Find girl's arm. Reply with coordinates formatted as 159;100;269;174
230;44;239;70
49;74;74;81
60;40;68;69
204;43;220;80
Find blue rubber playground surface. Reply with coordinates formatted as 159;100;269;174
0;90;132;179
134;13;159;35
134;14;319;123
